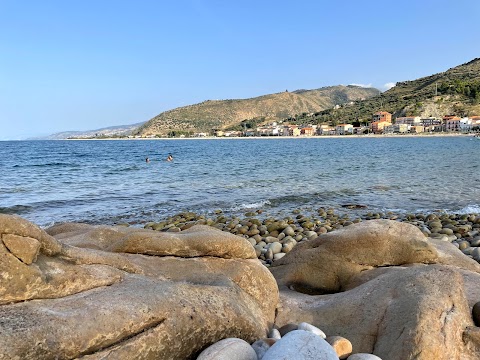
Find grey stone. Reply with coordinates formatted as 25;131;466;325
282;226;295;237
347;354;383;360
262;330;338;360
269;242;282;255
197;338;258;360
298;322;326;338
251;338;277;360
268;328;281;340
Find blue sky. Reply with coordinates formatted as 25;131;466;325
1;0;479;140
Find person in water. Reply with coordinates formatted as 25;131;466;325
166;154;173;162
145;157;150;163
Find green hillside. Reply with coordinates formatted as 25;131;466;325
295;58;480;126
136;85;380;136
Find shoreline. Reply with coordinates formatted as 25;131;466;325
60;132;472;141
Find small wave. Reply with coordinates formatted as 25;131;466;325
230;200;272;211
0;204;32;214
454;205;480;215
32;162;71;167
368;184;398;192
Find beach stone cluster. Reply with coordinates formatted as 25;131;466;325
401;212;480;260
197;322;379;360
4;213;480;359
144;208;480;266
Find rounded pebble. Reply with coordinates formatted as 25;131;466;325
347;354;383;360
251;338;277;360
326;336;353;359
278;323;298;336
298;322;326;339
196;338;258;360
268;328;281;340
262;330;338;360
472;301;480;326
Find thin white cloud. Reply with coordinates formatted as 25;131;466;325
349;83;373;88
383;82;396;91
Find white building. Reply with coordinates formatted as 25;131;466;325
335;124;354;135
395;116;421;125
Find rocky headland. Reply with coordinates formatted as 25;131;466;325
2;210;480;359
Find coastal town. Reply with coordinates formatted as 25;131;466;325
210;112;480;138
125;111;480;139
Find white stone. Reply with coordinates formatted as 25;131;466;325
269;242;282;254
298;322;326;338
262;330;337;360
196;338;257;360
268;328;281;339
347;354;383;360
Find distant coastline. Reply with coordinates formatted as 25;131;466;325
62;132;472;141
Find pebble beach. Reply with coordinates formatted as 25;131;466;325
144;207;480;266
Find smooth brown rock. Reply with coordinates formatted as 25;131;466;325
48;223;257;259
2;233;41;265
271;220;439;294
275;265;476;360
0;215;278;359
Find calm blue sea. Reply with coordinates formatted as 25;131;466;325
1;137;479;227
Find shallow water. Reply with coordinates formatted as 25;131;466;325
1;137;479;227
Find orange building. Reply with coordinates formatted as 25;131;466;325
371;121;392;134
300;127;315;136
373;111;392;123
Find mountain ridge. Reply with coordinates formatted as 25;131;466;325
32;121;146;140
136;85;380;136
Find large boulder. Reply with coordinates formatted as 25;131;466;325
0;214;278;359
271;219;439;294
275;265;476;360
271;220;480;360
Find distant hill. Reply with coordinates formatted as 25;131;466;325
33;122;146;140
135;85;380;136
305;58;480;125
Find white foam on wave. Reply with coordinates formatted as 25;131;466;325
455;205;480;215
230;200;272;211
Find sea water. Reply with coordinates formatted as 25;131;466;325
1;137;479;227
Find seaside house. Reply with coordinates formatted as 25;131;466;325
318;124;336;135
459;117;473;132
335;124;354;135
282;125;301;136
370;121;392;134
445;116;461;131
372;111;392;123
215;130;225;137
354;126;368;134
420;117;441;131
385;123;409;133
300;127;315;136
225;131;242;137
410;125;425;133
395;116;421;125
470;116;480;129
